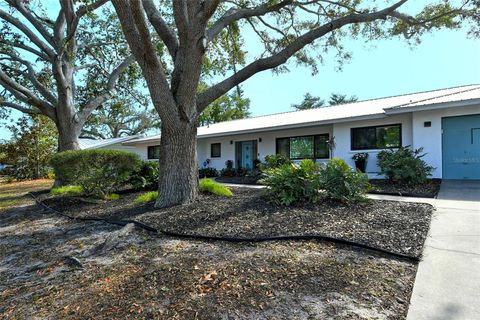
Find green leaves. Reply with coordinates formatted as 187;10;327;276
377;146;434;185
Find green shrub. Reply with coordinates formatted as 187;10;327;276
51;150;141;199
50;185;83;197
134;191;159;204
319;158;369;202
199;178;233;197
261;159;321;206
377;146;433;185
129;161;159;190
199;167;218;178
261;154;291;170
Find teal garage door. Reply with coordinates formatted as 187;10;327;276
442;114;480;180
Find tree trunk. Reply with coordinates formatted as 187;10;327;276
57;126;81;152
155;120;198;208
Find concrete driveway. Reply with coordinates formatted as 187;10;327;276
407;180;480;320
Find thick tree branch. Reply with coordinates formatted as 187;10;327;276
58;0;108;56
142;0;179;58
207;0;293;41
0;10;55;58
78;55;136;123
6;0;56;47
0;100;39;115
0;40;50;61
198;0;408;110
0;73;56;119
112;0;177;124
0;52;58;105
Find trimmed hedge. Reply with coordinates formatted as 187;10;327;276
51;149;141;199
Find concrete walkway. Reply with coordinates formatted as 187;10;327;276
407;180;480;320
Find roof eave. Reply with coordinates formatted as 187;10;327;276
384;98;480;115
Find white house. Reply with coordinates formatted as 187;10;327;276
117;84;480;180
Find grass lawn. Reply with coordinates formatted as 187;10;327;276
0;178;53;210
1;183;433;319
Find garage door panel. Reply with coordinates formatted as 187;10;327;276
442;114;480;180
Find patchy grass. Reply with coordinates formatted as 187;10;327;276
106;193;120;201
134;191;158;204
0;178;53;210
199;178;233;197
50;185;83;197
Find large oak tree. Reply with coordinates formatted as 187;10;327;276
112;0;478;208
0;0;135;151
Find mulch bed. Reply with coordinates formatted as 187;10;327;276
369;179;442;198
1;186;435;319
41;188;433;257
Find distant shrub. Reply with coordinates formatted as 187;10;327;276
377;146;433;185
199;178;233;197
319;158;370;202
261;159;321;206
50;185;83;197
51;150;141;199
134;191;159;204
129;161;159;190
261;154;291;170
199;167;218;178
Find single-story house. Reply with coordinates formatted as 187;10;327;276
117;84;478;180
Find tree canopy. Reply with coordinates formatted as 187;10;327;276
114;0;480;207
0;1;139;150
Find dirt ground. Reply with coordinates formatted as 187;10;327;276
0;181;433;319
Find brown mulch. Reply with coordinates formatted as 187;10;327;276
0;184;435;319
369;179;442;198
41;188;433;257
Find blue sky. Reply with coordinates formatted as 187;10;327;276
241;26;480;116
1;5;479;140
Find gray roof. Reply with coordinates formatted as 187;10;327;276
79;136;139;149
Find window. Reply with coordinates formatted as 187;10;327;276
147;145;160;159
211;143;221;158
351;124;401;150
276;134;330;159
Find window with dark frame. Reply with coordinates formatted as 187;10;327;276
351;124;402;150
147;145;160;159
211;143;221;158
276;134;330;160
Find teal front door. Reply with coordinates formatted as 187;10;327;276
442;114;480;180
241;141;253;169
235;140;257;169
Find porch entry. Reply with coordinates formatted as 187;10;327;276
235;140;258;169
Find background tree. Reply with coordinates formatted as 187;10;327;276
198;88;250;126
0;115;57;180
81;97;160;139
292;92;358;110
0;1;137;151
112;0;479;207
292;93;325;110
329;93;358;105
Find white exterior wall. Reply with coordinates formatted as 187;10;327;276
332;113;413;177
198;125;333;170
412;104;480;178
